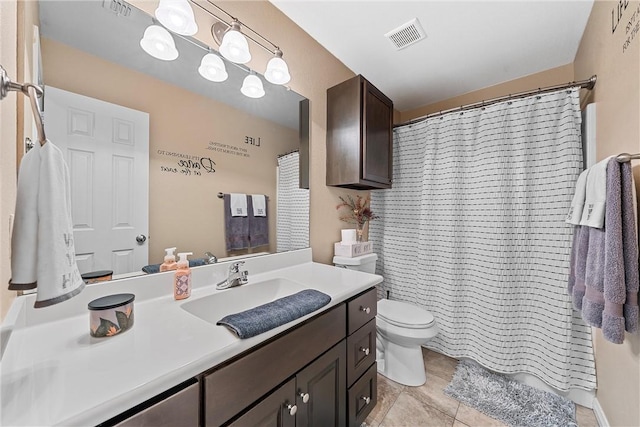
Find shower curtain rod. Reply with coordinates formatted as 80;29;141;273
396;75;597;128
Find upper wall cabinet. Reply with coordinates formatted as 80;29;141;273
326;75;393;189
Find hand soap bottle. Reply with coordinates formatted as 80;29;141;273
160;247;178;272
174;252;193;300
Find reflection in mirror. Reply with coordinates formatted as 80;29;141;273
31;0;309;280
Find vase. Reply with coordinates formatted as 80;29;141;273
356;223;365;242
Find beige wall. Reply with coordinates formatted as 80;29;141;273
41;38;298;265
0;0;18;320
574;1;640;425
400;63;575;122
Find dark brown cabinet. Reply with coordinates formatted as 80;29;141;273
103;289;377;427
228;379;297;427
296;341;346;426
327;75;393;189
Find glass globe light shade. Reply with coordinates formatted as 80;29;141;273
140;25;179;61
220;26;251;64
265;55;291;85
241;74;265;98
154;0;198;36
198;53;228;82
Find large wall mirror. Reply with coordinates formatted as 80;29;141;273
20;0;310;280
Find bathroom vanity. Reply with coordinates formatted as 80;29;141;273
0;249;381;426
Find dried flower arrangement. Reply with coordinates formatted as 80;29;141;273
336;194;379;241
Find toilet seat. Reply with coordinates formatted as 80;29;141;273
377;299;434;329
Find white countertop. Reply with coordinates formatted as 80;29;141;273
0;249;382;426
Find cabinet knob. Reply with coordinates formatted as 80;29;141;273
360;306;371;314
360;347;370;356
299;392;310;403
286;403;297;416
361;396;371;405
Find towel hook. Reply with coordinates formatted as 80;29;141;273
0;65;47;146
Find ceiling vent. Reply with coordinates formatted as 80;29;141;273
384;18;426;50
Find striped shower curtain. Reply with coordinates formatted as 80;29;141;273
276;152;309;252
369;89;596;391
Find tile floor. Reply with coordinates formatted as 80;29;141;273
364;348;599;427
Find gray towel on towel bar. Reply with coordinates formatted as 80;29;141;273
216;289;331;339
224;194;250;251
248;195;269;248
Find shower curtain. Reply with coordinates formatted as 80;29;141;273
369;89;596;391
276;152;309;252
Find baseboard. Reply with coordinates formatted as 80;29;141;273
592;398;610;427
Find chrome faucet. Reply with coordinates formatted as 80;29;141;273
205;252;218;264
216;261;248;290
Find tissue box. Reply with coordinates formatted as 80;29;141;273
334;241;373;258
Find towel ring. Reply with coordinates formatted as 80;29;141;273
0;65;47;146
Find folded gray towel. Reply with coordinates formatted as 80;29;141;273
224;194;250;251
217;289;331;339
142;258;208;274
248;195;269;248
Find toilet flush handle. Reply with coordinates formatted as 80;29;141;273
360;306;371;314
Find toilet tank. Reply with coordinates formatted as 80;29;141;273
332;253;378;274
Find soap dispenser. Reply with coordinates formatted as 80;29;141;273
160;247;178;272
174;252;193;300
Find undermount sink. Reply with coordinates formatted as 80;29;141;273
181;277;307;326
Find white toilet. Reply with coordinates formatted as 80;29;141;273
333;253;439;387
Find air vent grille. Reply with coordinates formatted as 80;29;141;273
102;0;132;17
384;18;426;50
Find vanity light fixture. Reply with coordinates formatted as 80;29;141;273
241;73;265;98
264;49;291;85
154;0;198;36
140;25;179;61
198;52;228;82
219;20;251;64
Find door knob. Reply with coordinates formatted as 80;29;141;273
286;403;297;416
360;347;370;356
136;234;147;244
361;396;371;405
360;306;371;314
299;392;310;403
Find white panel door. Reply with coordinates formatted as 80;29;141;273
44;86;149;276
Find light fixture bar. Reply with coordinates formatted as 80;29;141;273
190;0;280;55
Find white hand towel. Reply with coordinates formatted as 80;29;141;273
251;194;267;217
580;156;614;228
10;141;84;307
34;142;84;307
230;193;248;217
9;143;40;290
566;168;590;225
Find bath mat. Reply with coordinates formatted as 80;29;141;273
444;361;577;427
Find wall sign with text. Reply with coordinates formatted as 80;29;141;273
157;149;216;177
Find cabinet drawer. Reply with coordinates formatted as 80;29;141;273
347;288;377;334
114;381;199;427
204;304;346;426
347;363;377;427
347;318;376;387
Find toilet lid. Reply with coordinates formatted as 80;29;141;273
377;299;435;328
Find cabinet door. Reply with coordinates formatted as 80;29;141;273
296;340;346;427
229;378;296;427
114;381;199;427
362;80;393;187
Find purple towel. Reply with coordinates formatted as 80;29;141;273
577;158;639;344
224;194;249;251
248;195;269;248
620;162;639;334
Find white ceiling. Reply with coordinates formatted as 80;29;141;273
270;0;594;112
